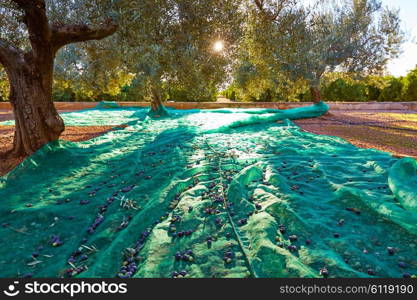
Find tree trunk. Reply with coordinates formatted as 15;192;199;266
7;59;64;156
149;87;168;117
150;88;163;112
310;86;322;103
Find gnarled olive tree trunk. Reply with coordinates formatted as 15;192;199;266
148;86;169;117
0;0;117;156
6;51;64;156
150;88;163;112
310;86;322;103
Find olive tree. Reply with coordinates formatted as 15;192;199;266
0;0;117;156
53;42;134;101
116;0;243;116
236;0;404;102
232;0;307;101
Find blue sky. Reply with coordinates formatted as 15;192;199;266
383;0;417;76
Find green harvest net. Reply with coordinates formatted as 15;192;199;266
0;102;416;278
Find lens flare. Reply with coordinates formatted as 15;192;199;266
213;40;224;52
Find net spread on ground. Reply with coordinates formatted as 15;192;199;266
0;102;416;278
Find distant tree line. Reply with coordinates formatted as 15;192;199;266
222;68;417;102
50;79;219;102
2;68;416;103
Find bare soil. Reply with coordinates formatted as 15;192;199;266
294;111;417;159
0;110;14;122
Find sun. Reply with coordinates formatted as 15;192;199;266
213;40;224;52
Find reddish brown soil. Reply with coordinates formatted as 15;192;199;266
0;110;13;122
294;111;417;159
0;125;120;176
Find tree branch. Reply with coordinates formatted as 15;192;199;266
253;0;296;22
253;0;281;21
51;21;118;51
254;0;265;11
0;38;21;70
11;0;51;55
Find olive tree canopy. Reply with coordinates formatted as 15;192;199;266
233;0;404;102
